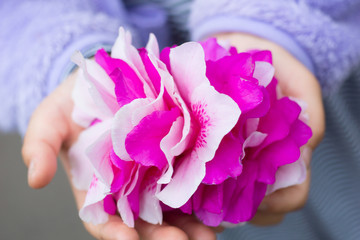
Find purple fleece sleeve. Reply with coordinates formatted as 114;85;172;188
0;0;135;134
190;0;360;96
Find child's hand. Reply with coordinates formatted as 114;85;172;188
22;71;218;240
214;32;325;225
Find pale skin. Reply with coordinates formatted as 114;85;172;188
22;32;325;240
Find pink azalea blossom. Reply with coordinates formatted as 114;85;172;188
69;28;311;227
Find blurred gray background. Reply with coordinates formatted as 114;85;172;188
0;133;95;240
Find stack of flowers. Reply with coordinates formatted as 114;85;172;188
69;28;312;227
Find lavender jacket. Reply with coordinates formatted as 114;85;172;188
0;0;359;134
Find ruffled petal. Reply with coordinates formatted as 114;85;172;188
157;152;206;208
112;98;155;161
69;120;112;190
138;171;163;225
158;116;184;184
86;127;114;187
111;27;156;98
146;33;160;58
169;42;208;104
71;52;118;118
253;61;275;87
257;136;300;184
200;38;230;61
190;83;240;163
266;157;306;195
203;133;243;184
117;196;135;228
79;175;110;225
125;108;180;169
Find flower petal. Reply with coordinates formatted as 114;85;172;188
103;195;117;215
69;120;112;190
158;116;184;184
112;98;155;161
146;33;160;58
139;171;163;224
253;61;275;87
95;49;146;107
79;175;110;225
71;51;118;118
85;127;114;187
117;196;135;228
191;83;240;163
266;157;306;195
71;70;103;127
202;133;243;184
157;152;206;208
257;137;300;184
111;27;156;99
169;42;207;104
200;38;230;61
242;131;268;160
125;108;180;169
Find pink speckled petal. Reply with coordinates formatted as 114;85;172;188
190;83;240;163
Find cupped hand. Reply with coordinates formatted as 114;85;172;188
22;70;217;240
214;32;325;225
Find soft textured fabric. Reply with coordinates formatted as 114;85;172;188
0;0;127;134
190;0;360;95
1;0;359;133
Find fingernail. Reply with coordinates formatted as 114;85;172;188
28;160;36;179
301;147;312;166
302;147;312;157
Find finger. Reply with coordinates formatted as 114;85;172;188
135;219;188;240
250;212;285;226
22;77;80;188
22;98;67;188
164;213;217;240
84;215;140;240
258;168;311;214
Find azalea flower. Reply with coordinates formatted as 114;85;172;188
68;28;311;227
